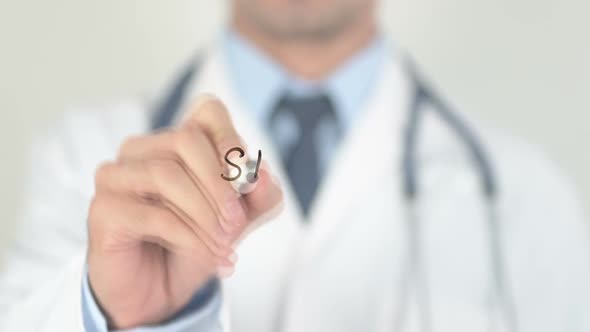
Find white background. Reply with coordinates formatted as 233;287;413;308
0;0;588;249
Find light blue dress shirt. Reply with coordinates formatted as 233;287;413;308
224;31;386;174
82;30;387;331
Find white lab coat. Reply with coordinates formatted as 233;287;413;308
1;42;589;332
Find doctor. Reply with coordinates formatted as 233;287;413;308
1;0;589;331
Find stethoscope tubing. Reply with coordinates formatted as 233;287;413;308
401;57;518;332
151;53;519;332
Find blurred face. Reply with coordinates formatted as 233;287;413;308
233;0;375;41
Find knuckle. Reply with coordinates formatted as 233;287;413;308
213;229;234;249
146;208;175;229
147;158;179;177
88;195;105;219
147;159;185;186
171;128;194;152
118;135;141;156
94;162;116;187
88;194;115;233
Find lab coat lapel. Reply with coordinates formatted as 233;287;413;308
297;57;413;267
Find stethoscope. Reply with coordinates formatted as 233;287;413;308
398;58;519;332
151;55;519;332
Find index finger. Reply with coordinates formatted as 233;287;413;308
182;94;247;162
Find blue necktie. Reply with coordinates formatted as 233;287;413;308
269;94;337;217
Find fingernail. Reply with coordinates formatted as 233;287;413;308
217;265;235;278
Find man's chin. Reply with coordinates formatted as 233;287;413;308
255;15;358;42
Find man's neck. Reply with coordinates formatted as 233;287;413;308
232;13;376;80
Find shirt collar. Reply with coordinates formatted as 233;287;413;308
222;30;387;132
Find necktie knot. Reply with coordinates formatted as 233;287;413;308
272;93;336;133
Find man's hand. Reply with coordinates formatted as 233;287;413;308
87;95;282;329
